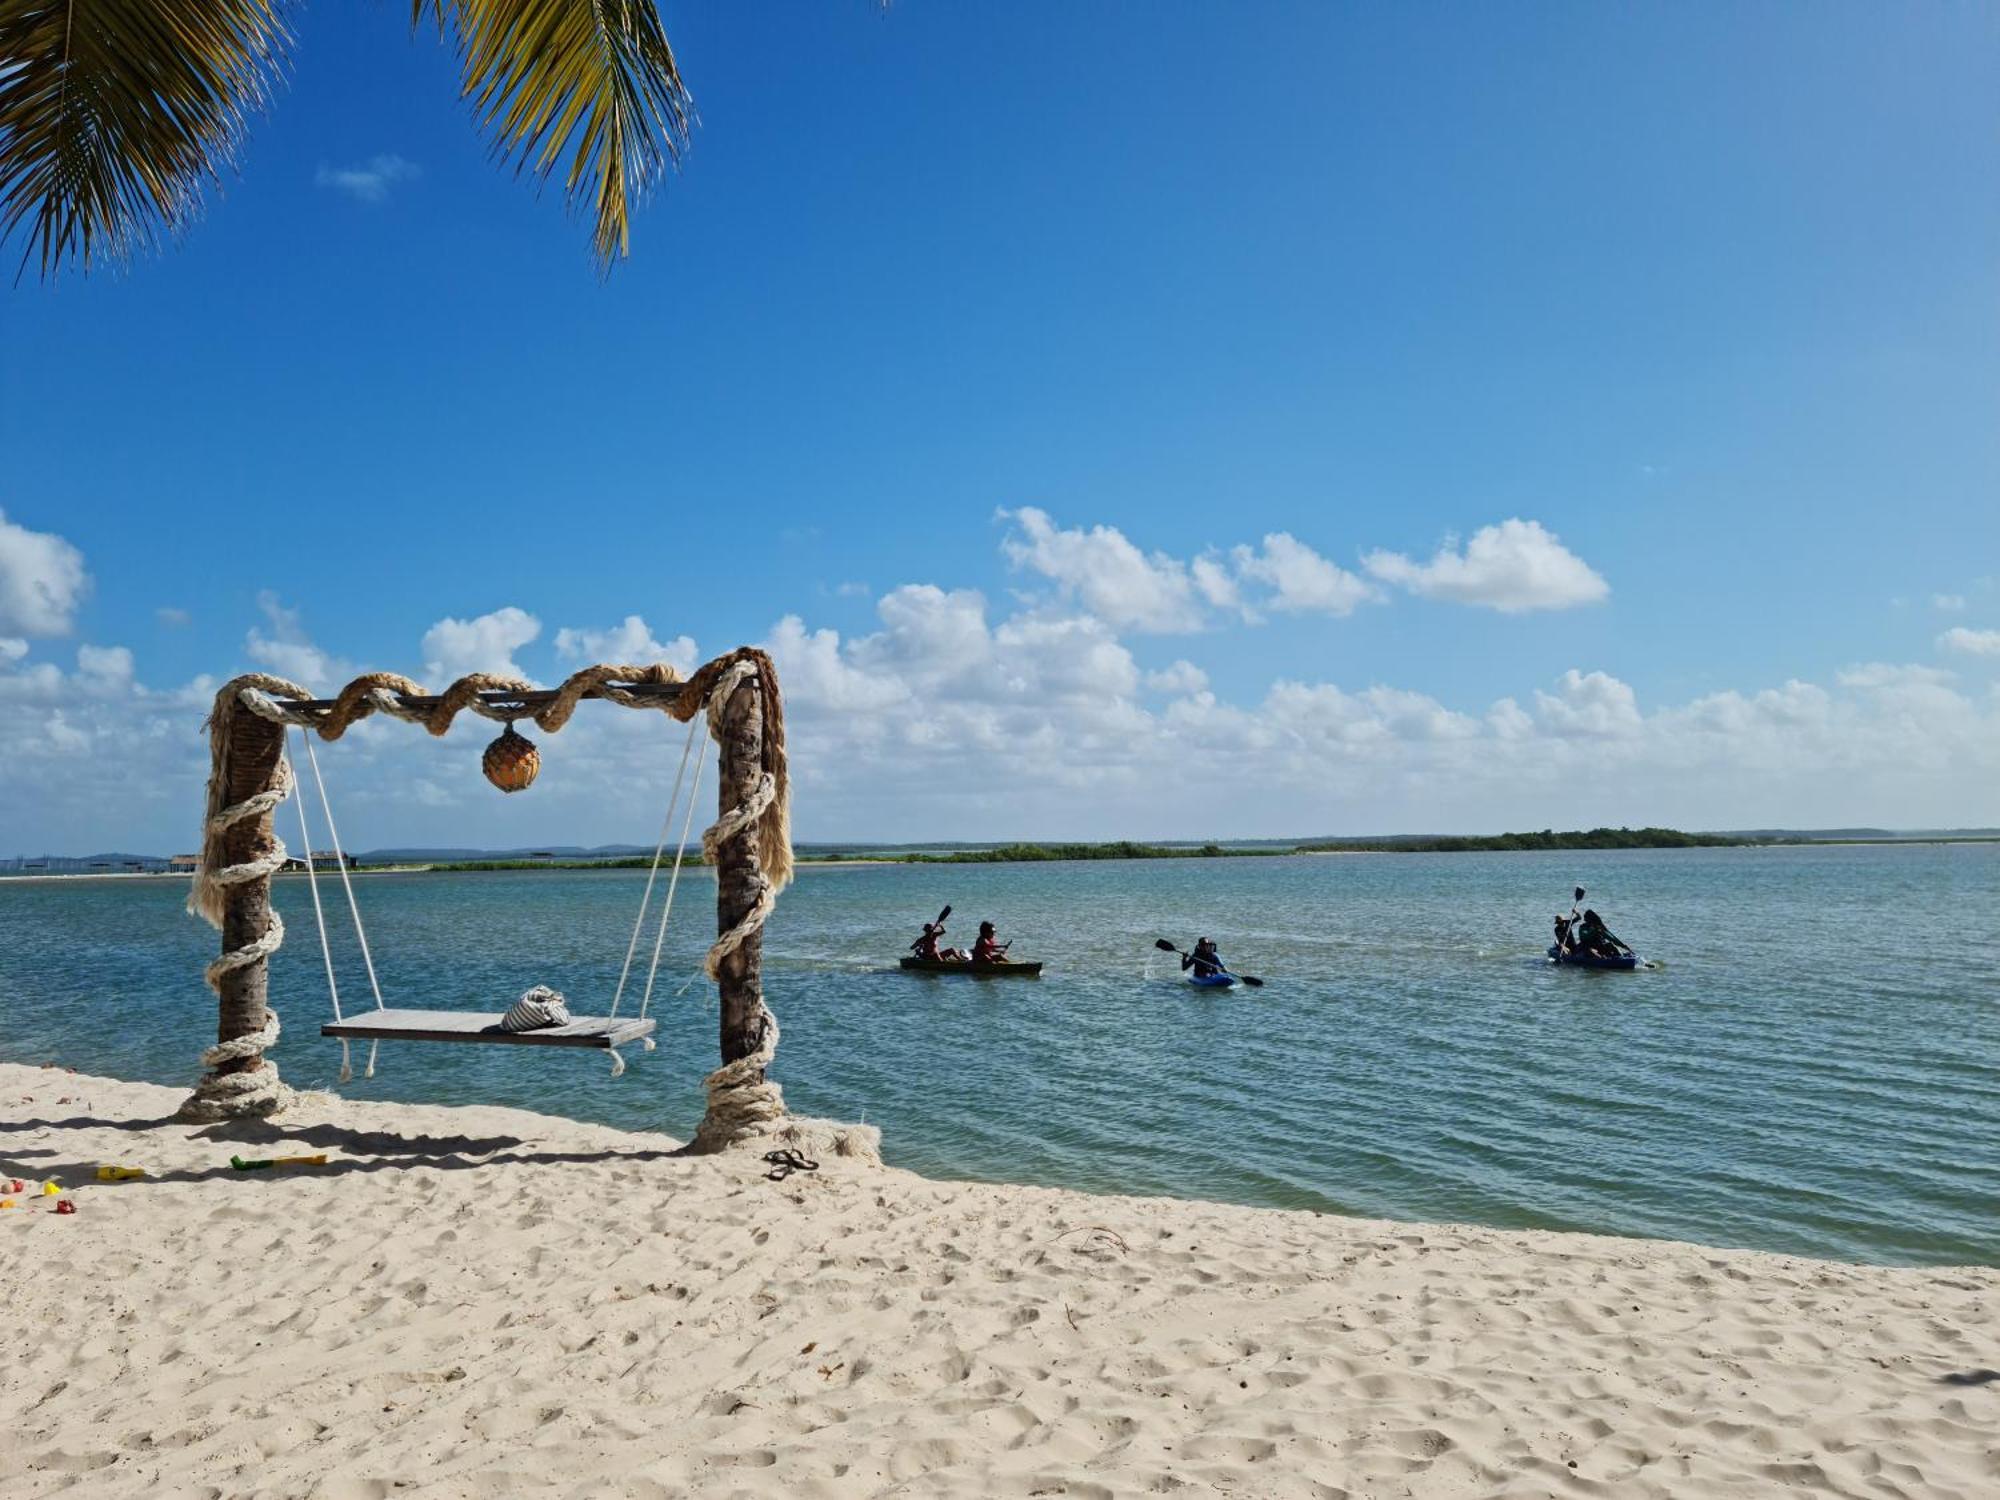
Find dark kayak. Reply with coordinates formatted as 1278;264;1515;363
1187;971;1238;988
899;957;1043;977
1548;945;1639;970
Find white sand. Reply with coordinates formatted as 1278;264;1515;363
1;1063;1992;1499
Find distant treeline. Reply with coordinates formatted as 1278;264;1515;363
416;827;1749;871
1299;827;1750;854
424;857;684;871
807;841;1289;865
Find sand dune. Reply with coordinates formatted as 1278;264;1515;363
1;1062;1992;1498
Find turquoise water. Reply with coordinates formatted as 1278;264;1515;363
3;846;1996;1267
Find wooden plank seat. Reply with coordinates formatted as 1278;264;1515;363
322;1009;656;1049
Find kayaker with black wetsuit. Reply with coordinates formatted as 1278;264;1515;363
1182;937;1226;979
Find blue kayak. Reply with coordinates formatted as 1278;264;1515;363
1187;971;1238;988
1548;945;1639;970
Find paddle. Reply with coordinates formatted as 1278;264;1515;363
1153;938;1264;987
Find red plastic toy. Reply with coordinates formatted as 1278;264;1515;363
53;1200;77;1216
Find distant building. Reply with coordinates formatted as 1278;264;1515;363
283;850;358;872
168;854;199;873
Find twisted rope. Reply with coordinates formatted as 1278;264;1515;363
691;661;788;1152
183;678;301;1121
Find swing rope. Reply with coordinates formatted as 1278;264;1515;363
296;728;385;1080
285;732;353;1084
610;710;703;1019
639;728;709;1024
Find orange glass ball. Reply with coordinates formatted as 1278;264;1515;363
482;725;540;793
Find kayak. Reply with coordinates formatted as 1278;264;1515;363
1548;945;1639;971
899;957;1043;977
1187;971;1238;988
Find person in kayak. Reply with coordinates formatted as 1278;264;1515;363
1552;914;1575;956
1576;908;1627;958
1181;937;1227;979
911;920;969;962
971;921;1011;963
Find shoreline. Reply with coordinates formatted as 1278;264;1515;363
3;1062;1991;1497
10;835;1996;885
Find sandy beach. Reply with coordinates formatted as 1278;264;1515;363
1;1063;1991;1498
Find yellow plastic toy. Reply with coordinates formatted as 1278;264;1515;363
0;1199;16;1210
96;1166;146;1182
41;1181;62;1197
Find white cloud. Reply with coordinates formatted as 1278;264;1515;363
1938;627;2000;657
315;153;421;203
421;606;541;683
75;644;134;693
0;510;90;637
1189;556;1242;613
245;591;348;691
1230;533;1376;616
999;507;1205;633
553;615;698;672
1364;518;1608;613
156;606;191;628
1531;669;1644;737
1145;660;1209;696
1933;594;1967;613
0;637;26;663
1838;662;1954;689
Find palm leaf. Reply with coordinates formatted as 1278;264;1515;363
419;0;692;269
0;0;288;279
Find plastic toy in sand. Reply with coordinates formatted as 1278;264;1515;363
95;1166;146;1182
53;1200;77;1216
228;1153;329;1172
40;1181;61;1197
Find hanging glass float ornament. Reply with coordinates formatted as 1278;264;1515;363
482;724;540;793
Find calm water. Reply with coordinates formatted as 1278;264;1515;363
3;846;1996;1267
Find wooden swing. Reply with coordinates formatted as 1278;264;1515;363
180;653;793;1149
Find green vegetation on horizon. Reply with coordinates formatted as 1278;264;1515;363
827;841;1293;865
404;827;1762;872
1298;827;1751;854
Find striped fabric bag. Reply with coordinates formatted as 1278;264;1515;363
500;985;573;1032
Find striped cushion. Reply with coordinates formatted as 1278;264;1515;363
500;985;572;1032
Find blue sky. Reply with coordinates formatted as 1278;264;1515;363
4;3;1998;851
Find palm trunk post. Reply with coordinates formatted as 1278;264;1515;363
180;686;293;1121
713;671;767;1070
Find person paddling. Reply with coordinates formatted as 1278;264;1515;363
1181;936;1226;979
970;920;1010;963
911;918;968;962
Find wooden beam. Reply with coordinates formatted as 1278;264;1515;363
281;682;689;715
713;673;767;1069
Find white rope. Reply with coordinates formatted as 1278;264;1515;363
183;752;294;1122
640;730;709;1022
610;710;702;1019
299;732;385;1080
285;731;354;1083
691;662;788;1151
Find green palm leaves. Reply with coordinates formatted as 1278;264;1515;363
422;0;692;268
0;0;289;278
0;0;692;279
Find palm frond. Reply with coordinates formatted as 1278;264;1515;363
0;0;288;279
419;0;692;270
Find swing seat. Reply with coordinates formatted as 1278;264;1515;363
322;1009;657;1049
